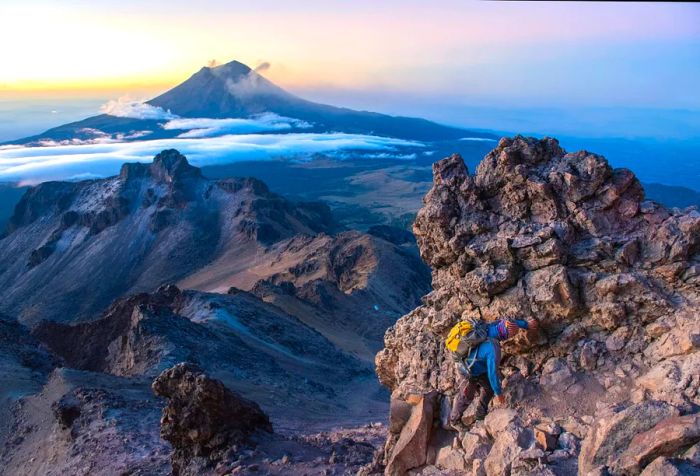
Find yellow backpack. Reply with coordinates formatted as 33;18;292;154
445;319;488;359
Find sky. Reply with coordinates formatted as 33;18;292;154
1;0;699;110
0;0;699;188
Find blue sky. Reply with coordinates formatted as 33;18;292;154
1;0;698;110
0;0;698;188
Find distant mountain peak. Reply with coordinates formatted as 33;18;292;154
119;149;201;182
208;59;253;76
7;59;496;145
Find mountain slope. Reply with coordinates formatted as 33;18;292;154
10;60;494;144
0;149;430;358
32;285;367;411
179;230;430;360
0;149;333;325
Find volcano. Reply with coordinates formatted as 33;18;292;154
11;60;494;144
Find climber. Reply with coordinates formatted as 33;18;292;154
447;317;538;427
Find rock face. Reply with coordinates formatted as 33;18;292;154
612;413;700;475
375;137;700;475
152;363;272;475
578;400;679;474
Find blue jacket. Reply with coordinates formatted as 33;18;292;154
461;319;529;396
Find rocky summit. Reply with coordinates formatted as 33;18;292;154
374;137;700;475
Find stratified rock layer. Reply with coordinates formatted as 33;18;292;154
375;137;700;475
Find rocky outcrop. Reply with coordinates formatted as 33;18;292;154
375;137;700;475
385;392;437;475
152;363;272;475
578;400;679;474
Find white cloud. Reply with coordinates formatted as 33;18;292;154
459;137;497;142
162;113;311;138
100;96;177;120
0;133;422;183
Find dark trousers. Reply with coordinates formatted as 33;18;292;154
449;374;494;423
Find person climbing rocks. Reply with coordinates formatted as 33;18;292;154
446;317;538;427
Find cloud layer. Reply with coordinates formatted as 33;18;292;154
100;96;177;120
0;133;421;184
162;113;311;138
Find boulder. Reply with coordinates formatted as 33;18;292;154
435;445;468;472
686;442;700;466
535;428;559;451
558;432;578;453
152;363;272;475
484;408;519;437
578;401;679;474
636;353;700;408
389;394;414;434
484;425;534;476
461;432;491;465
611;413;700;475
385;392;438;476
639;456;700;476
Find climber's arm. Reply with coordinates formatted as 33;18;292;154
486;343;502;396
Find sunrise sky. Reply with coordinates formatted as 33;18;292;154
2;0;699;110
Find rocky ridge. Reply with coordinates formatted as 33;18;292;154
374;137;700;475
0;149;333;325
30;284;374;425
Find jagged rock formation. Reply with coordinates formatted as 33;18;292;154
0;149;333;325
375;137;700;475
152;363;272;475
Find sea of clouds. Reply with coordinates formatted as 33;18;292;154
100;97;311;137
0;96;425;184
162;114;312;138
0;132;421;184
